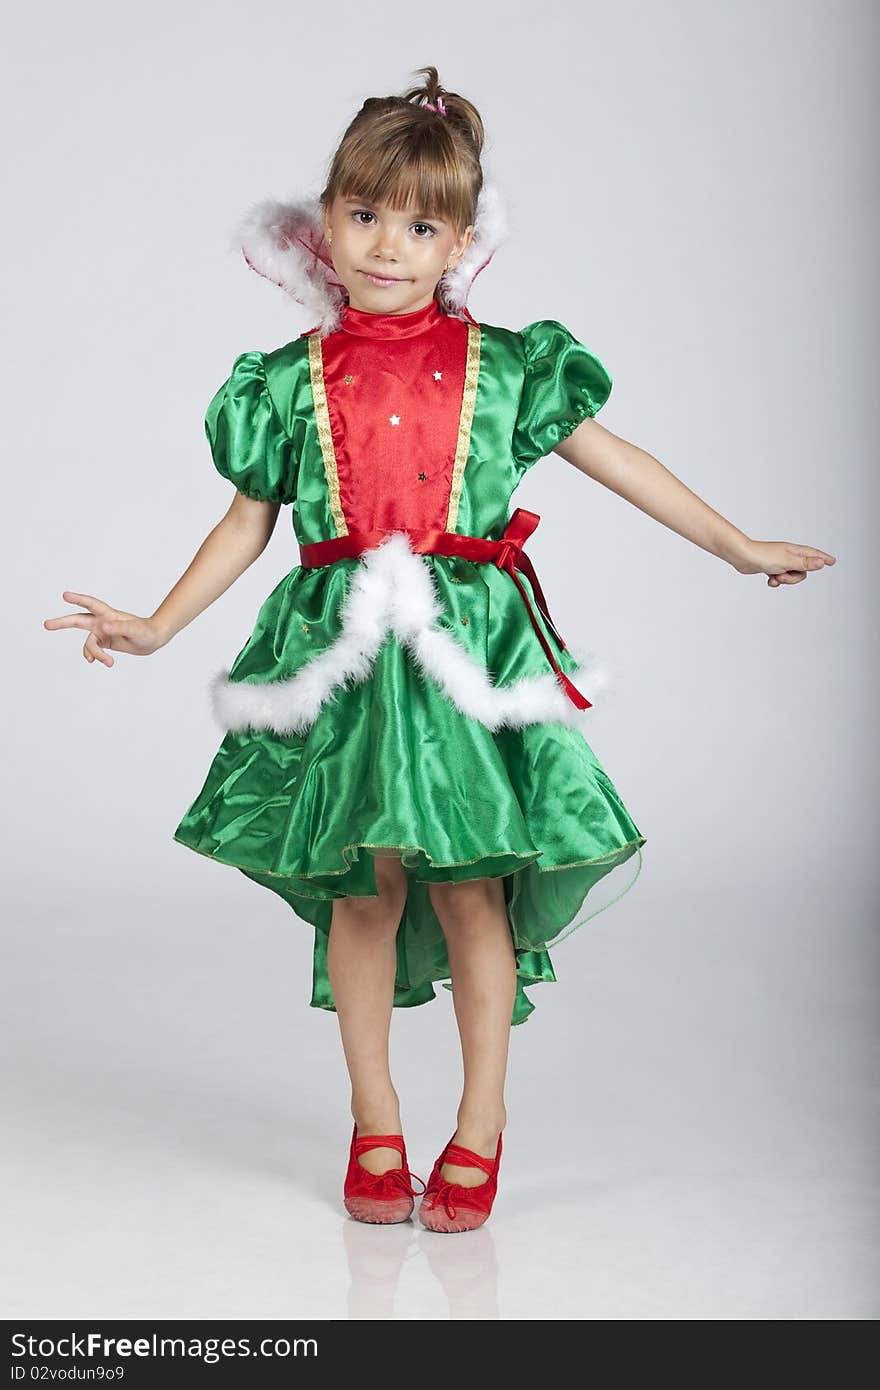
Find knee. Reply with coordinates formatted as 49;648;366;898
428;876;504;929
334;854;408;929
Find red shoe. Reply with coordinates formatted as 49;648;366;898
418;1132;503;1233
343;1123;427;1225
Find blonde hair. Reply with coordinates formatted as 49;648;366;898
320;65;485;236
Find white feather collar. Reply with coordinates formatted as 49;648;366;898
231;179;509;336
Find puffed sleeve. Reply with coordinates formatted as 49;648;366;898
204;349;298;503
512;319;613;471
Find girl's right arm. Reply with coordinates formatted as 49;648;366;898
43;492;281;668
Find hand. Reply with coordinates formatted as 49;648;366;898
732;540;837;587
43;591;170;667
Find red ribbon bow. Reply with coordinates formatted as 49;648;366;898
299;507;592;710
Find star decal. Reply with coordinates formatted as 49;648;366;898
389;414;401;426
417;471;428;481
433;370;443;381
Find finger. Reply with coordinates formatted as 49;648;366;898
798;548;837;564
44;614;106;632
85;633;113;667
791;549;835;569
62;591;112;613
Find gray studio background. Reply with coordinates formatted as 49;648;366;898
4;0;876;1319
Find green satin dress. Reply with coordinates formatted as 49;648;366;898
173;307;646;1025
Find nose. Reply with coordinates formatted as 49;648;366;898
370;231;403;261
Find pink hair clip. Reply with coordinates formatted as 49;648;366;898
420;96;447;115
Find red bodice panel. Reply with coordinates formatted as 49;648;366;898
309;298;471;533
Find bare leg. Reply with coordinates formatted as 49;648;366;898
428;875;516;1186
327;853;409;1175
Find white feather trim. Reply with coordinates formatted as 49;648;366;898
210;534;613;737
233;180;509;337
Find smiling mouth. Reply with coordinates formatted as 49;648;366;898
359;270;405;283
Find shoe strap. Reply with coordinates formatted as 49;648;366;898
354;1129;407;1159
442;1140;497;1175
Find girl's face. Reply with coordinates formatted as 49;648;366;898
323;194;474;313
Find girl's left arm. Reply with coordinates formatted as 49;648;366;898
553;418;836;587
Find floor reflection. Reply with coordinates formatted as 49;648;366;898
342;1212;499;1319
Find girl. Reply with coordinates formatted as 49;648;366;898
44;66;836;1234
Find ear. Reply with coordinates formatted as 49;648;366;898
454;224;476;258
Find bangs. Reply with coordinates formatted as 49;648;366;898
330;131;476;231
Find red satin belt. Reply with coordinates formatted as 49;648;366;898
298;506;591;710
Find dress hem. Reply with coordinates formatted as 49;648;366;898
171;830;645;887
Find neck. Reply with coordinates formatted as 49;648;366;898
344;288;438;315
